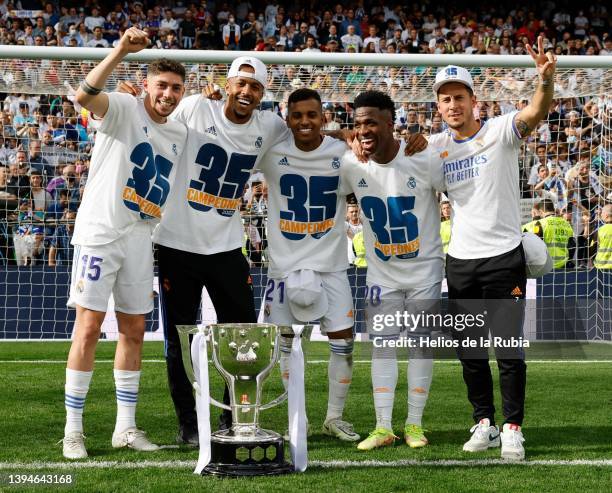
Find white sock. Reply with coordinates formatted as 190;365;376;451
114;369;140;434
64;368;93;435
372;344;397;430
325;338;354;422
406;347;433;427
279;335;292;391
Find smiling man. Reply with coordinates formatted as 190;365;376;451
429;36;557;460
258;88;359;442
340;91;445;451
153;56;290;446
62;27;188;459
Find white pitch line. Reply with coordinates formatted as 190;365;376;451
0;459;611;470
0;360;611;364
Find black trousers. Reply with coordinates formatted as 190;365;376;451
446;244;527;426
158;245;257;426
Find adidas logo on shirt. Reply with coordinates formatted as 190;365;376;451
205;125;217;136
358;178;368;188
278;156;290;166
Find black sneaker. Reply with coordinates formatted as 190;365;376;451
176;423;199;447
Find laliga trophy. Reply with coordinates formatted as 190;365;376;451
178;323;297;477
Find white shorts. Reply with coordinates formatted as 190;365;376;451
365;281;442;338
67;223;154;314
262;270;354;334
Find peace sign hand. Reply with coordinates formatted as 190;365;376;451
526;35;557;81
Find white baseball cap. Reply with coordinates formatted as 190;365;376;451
286;270;328;323
227;56;267;89
433;65;474;96
522;232;553;278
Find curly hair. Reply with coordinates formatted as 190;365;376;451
353;90;396;123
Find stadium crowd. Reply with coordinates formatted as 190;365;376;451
0;2;610;269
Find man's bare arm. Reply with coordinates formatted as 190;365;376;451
75;27;150;118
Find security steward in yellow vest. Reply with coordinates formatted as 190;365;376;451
440;220;451;255
440;200;452;255
521;202;543;234
594;204;612;270
533;199;574;269
352;230;367;267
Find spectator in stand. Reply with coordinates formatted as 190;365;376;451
320;23;340;47
340;8;361;36
43;25;58;46
533;163;568;208
431;114;444;134
568;153;605;221
18;24;35;46
161;8;180;33
84;7;105;32
7;153;30;199
103;11;122;44
59;7;81;35
45;188;72;222
302;35;320;53
240;12;259;51
222;15;241;50
341;24;362;52
0;165;17;200
86;26;109;48
26;169;51;212
144;9;161;37
195;15;218;49
155;30;180;49
322;107;340;131
179;9;197;49
292;22;310;50
28;140;54;181
62;24;83;47
48;209;76;266
77;23;93;46
243;215;262;266
47;163;79;204
363;24;381;53
32;16;45;39
13;103;35;129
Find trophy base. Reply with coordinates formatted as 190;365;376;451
202;430;293;477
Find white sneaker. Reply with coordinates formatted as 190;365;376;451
463;418;500;452
61;432;87;459
111;428;159;451
501;423;525;460
322;419;361;442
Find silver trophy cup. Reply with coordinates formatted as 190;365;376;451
178;323;296;477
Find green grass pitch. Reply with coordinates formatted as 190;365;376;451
0;341;611;492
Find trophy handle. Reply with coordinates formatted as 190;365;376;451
259;390;288;410
177;325;202;390
209;396;232;411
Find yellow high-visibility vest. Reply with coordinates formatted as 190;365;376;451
594;223;612;269
440;220;451;254
539;215;574;268
353;231;367;267
242;233;248;258
522;219;541;235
